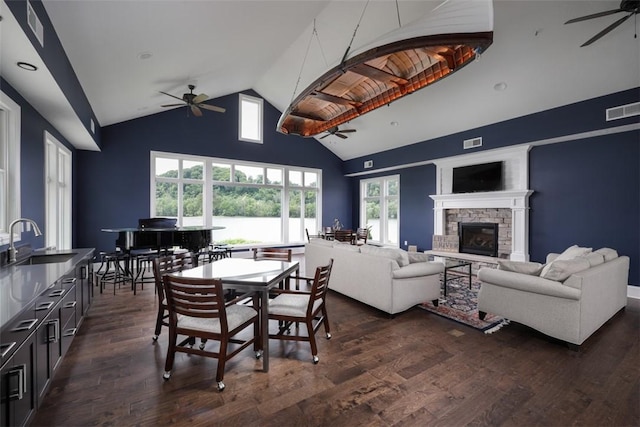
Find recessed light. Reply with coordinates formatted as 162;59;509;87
494;82;507;91
137;52;153;60
17;62;37;71
390;121;399;126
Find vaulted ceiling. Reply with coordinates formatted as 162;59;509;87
4;1;639;160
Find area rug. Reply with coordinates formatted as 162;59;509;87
418;274;510;333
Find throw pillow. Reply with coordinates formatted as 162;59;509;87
408;252;431;264
578;252;605;267
540;257;591;282
594;247;618;262
555;244;592;261
497;260;544;275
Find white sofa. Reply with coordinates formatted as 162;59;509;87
304;240;444;315
477;246;629;346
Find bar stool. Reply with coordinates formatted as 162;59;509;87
95;250;130;294
131;248;157;295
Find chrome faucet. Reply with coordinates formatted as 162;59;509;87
8;218;43;263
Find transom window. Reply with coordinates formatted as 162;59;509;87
360;175;399;246
151;152;321;246
239;94;263;144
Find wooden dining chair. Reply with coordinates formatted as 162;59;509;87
151;251;196;341
305;228;321;243
252;247;292;262
355;227;369;245
334;229;354;244
268;259;333;364
162;274;260;392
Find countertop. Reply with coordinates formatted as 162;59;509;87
0;248;94;328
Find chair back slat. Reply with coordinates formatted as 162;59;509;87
153;252;196;298
163;276;227;325
334;229;353;243
253;248;292;262
308;259;333;314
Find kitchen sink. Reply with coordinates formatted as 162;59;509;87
17;253;77;265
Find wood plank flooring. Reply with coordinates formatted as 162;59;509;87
31;256;639;426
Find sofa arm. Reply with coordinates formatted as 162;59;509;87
478;268;580;300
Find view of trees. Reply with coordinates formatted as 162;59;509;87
155;164;317;218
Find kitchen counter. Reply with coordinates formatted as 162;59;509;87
0;248;94;329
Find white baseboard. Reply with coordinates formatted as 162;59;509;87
628;285;640;299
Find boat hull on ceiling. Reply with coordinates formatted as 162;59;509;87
277;0;494;138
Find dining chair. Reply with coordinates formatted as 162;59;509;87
268;259;334;364
151;251;196;341
355;227;368;245
322;226;335;240
162;274;260;392
334;229;354;244
305;228;321;243
252;247;292;262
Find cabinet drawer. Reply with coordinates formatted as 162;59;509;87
1;310;38;364
60;289;76;329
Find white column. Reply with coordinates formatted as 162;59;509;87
510;206;530;261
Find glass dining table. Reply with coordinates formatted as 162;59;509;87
172;257;299;372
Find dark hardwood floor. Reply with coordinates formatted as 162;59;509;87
31;255;639;426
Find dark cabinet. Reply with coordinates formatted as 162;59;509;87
0;334;37;427
35;305;62;403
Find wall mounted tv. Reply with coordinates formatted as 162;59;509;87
452;161;503;193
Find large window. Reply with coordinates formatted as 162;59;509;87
0;91;21;245
151;152;320;246
45;132;72;250
360;175;399;246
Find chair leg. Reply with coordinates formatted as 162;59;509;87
307;319;319;364
216;340;228;391
153;306;165;340
163;327;177;380
321;307;331;339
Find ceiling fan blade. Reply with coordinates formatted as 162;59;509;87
340;129;357;133
564;8;622;24
320;133;330;139
336;133;348;139
198;104;226;113
193;93;209;104
581;12;633;46
191;105;203;117
161;103;186;108
159;91;185;102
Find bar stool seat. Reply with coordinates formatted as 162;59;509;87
95;250;130;295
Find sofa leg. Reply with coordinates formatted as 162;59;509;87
432;299;439;307
478;311;487;320
566;342;580;352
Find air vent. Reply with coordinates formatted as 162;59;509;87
27;1;44;46
606;102;640;121
364;160;373;169
463;137;482;149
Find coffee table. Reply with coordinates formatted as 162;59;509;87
429;256;473;297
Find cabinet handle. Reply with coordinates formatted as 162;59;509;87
11;319;38;332
46;319;60;343
35;301;54;311
63;328;77;337
63;301;77;309
80;266;88;280
0;342;17;358
8;364;26;401
62;277;77;284
49;289;64;297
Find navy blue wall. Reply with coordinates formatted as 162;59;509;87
346;88;639;285
75;90;349;253
0;78;79;250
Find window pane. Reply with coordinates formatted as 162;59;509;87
212;162;231;182
156;182;178;217
366;182;380;197
266;168;282;185
386;201;398;244
365;199;380;241
289;190;302;242
289;170;302;187
212;185;281;244
156;158;178;178
183;183;203;226
304;190;318;238
240;98;260;141
183;160;203;180
304;171;318;187
235;165;263;184
387;179;398;196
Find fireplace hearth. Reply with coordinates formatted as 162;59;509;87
458;223;498;258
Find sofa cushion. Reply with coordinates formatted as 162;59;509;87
556;245;592;261
594;247;618;261
331;242;361;252
309;238;333;247
392;262;443;279
360;245;409;266
408;252;431;263
497;260;544;275
540;257;591;282
579;252;605;267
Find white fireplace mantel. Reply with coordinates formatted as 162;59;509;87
430;190;534;261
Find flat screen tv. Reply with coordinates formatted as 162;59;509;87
452;161;503;193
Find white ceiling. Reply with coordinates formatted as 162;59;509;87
5;1;640;160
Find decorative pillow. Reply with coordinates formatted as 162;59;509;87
497;260;544;275
408;252;431;264
578;252;605;267
540;258;591;282
594;247;618;262
555;245;592;261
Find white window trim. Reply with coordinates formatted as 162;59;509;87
44;132;72;250
238;93;263;144
150;151;321;246
0;90;21;245
360;174;400;247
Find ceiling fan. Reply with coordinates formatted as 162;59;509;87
160;84;226;117
320;126;356;139
565;0;639;47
